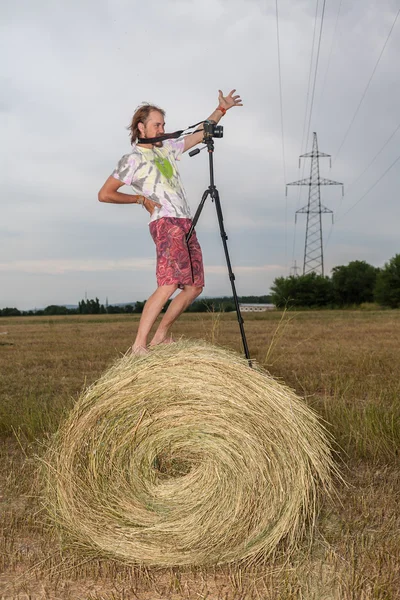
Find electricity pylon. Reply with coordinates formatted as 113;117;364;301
286;132;343;276
290;260;300;277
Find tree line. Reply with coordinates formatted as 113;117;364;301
0;295;272;317
2;253;400;316
271;255;400;308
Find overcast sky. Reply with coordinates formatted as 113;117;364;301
2;0;400;309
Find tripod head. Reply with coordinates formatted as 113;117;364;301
188;120;223;157
203;119;223;140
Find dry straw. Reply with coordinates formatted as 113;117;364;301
43;339;335;567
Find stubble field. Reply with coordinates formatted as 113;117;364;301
0;310;399;599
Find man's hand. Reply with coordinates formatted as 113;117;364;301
183;88;243;153
98;176;162;213
143;197;162;216
218;89;243;111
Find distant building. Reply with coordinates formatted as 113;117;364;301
239;303;275;312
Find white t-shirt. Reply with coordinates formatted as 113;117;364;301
112;139;191;222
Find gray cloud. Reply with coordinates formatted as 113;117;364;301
1;0;399;309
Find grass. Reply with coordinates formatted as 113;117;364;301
0;310;399;598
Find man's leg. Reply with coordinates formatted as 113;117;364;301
132;284;178;353
149;285;203;347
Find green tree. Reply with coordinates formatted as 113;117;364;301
238;295;272;303
331;260;379;306
187;299;227;312
271;273;333;308
161;299;172;313
106;305;121;314
78;300;88;314
78;298;101;314
374;254;400;308
0;307;21;316
44;305;68;315
88;298;100;314
133;301;146;314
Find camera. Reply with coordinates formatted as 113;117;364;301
203;119;224;139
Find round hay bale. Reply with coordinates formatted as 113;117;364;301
43;339;334;566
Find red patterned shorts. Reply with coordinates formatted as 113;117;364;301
149;217;205;289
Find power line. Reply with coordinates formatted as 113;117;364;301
291;219;298;272
333;7;400;164
293;0;321;268
315;0;343;125
275;0;288;268
299;0;320;159
298;0;327;188
337;152;400;222
304;0;327;154
293;0;327;268
323;220;334;253
324;120;400;251
275;0;286;184
344;121;400;197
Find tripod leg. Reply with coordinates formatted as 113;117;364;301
213;190;252;364
186;189;210;243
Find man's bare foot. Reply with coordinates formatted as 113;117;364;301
149;336;176;348
131;345;149;356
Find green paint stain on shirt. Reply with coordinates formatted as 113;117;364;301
154;156;174;180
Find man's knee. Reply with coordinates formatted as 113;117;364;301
188;285;203;300
158;284;179;299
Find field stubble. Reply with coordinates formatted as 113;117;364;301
0;310;399;599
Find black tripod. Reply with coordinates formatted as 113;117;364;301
186;135;252;365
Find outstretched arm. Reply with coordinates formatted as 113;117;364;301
183;89;243;153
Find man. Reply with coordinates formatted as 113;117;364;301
98;89;243;354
